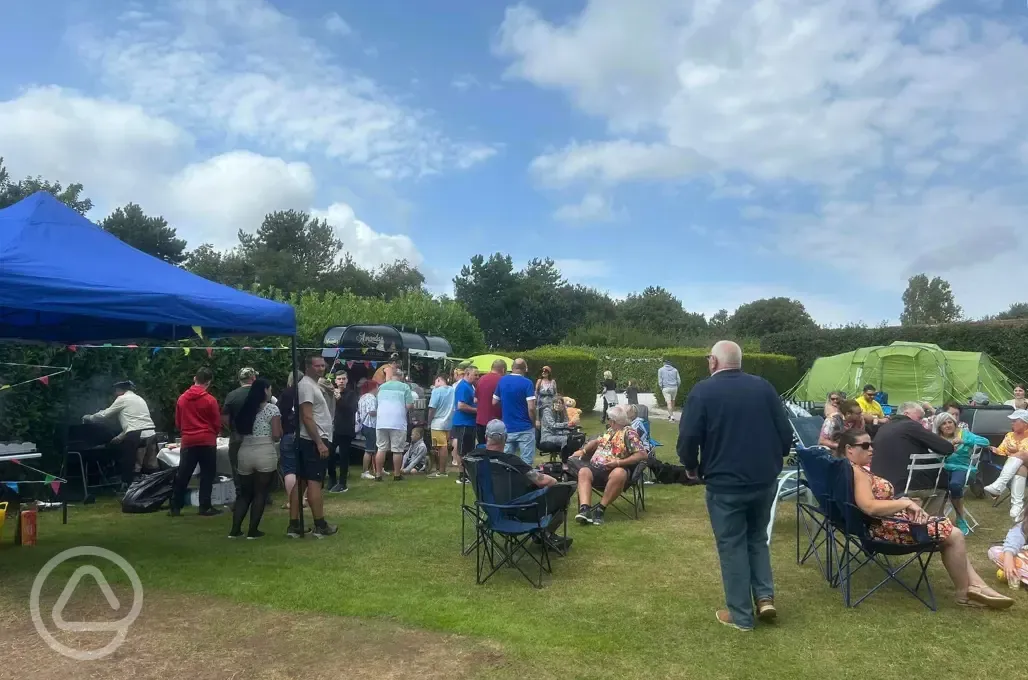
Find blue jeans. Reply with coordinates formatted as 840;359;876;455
705;486;776;629
504;430;537;466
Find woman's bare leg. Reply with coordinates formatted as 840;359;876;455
940;530;970;599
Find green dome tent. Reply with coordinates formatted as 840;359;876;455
787;341;1014;405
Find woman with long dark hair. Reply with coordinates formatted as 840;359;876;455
230;377;281;539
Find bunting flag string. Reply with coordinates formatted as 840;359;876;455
0;367;71;392
192;325;204;339
5;458;67;484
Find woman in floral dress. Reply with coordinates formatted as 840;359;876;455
836;428;1013;609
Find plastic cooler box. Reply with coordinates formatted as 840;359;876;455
188;476;236;507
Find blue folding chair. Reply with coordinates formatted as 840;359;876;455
795;446;840;585
827;457;944;611
464;454;573;588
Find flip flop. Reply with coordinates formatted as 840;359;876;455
968;586;1015;610
955;598;987;608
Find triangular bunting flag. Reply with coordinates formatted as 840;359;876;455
371;362;378;368
361;347;368;355
242;346;252;351
103;343;112;347
206;348;214;358
183;347;191;356
4;482;17;492
0;385;10;391
67;345;78;353
364;361;372;368
44;474;55;483
38;376;49;386
127;344;138;349
346;361;354;369
192;326;204;339
9;458;19;465
152;347;162;356
51;480;62;495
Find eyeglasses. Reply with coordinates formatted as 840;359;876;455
851;442;873;450
829;397;840;403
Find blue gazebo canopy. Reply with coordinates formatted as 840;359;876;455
0;192;296;342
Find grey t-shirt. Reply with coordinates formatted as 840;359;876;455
297;376;333;441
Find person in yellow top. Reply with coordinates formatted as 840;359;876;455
984;410;1028;520
856;384;889;425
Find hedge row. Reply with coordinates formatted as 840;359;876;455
0;290;487;459
761;320;1028;381
518;346;599;409
566;346;801;406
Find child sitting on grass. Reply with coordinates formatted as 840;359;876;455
990;512;1028;588
401;428;429;474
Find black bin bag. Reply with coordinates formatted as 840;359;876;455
121;468;177;513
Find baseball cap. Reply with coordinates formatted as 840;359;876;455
113;380;135;391
238;367;258;381
485;419;507;441
972;391;990;405
1008;410;1028;424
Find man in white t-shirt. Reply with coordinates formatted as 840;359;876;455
375;369;415;481
290;355;337;538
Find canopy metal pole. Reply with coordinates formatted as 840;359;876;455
291;335;305;536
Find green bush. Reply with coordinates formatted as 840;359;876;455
519;346;599;409
761;320;1028;381
0;290;487;459
584;346;801;405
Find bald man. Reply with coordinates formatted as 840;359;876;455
678;340;792;632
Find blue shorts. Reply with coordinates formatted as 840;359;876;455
279;433;296;476
948;469;970;498
362;426;376;453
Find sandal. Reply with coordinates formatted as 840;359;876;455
955;598;987;608
967;585;1015;610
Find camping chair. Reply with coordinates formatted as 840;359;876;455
944;446;983;533
566;456;647;520
902;453;948;516
828;457;944;611
794;446;840;585
464;455;574;588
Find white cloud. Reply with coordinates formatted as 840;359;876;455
166;151;317;248
71;0;496;179
552;258;609;281
498;0;1028;320
324;12;353;37
0;87;419;266
553;193;617;222
314;203;423;270
451;74;480;91
531;140;708;187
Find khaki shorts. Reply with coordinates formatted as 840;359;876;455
431;430;449;448
238;437;279;474
662;387;678;409
376;428;407;453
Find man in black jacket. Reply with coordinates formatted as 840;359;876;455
678;341;793;632
870;401;954;510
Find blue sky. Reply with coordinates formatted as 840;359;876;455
2;0;1028;326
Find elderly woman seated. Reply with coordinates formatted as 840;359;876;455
932;411;991;535
836;428;1013;609
568;405;647;526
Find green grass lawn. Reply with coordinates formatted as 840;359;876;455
2;414;1023;679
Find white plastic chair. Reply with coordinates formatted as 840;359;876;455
903;452;947;514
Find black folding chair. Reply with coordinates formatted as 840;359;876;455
828;458;944;611
464;455;573;588
567;456;647;520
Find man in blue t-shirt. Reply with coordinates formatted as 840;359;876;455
493;358;537;465
451;366;480;480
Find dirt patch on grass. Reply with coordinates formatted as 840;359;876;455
0;588;506;680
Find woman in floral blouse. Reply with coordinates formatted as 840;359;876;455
837;428;1013;609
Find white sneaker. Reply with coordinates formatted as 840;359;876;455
360;471;375;480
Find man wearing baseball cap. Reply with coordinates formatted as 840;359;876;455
470;420;572;551
223;367;258;494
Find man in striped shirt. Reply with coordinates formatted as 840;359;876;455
375;370;415;481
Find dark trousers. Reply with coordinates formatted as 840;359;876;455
705;486;776;629
115;430;145;485
172;445;217;511
476;424;486;446
228;435;242;492
329;433;353;488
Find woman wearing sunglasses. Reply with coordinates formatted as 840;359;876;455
823;391;843;418
836;428;1013;609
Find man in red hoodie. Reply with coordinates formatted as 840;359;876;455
170;367;223;517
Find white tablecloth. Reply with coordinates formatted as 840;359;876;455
158;438;232;476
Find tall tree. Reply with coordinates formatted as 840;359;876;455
453;253;521;347
997;302;1028;321
512;258;573;349
0;157;93;214
900;274;962;325
709;309;730;333
101;203;187;265
729;297;816;338
616;286;707;337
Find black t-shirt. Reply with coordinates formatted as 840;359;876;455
471;446;532;474
224;385;250;432
334;388;359;434
625;386;639;404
